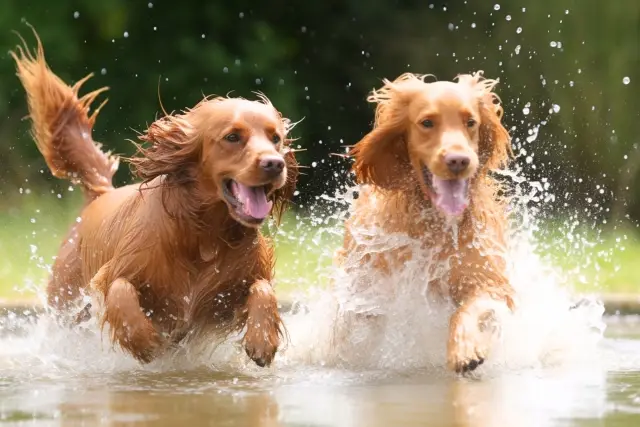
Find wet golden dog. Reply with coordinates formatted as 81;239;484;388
337;72;516;373
11;29;298;367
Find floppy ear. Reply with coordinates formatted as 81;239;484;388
270;142;299;224
478;92;512;171
349;75;424;190
349;121;410;190
458;71;512;172
128;113;201;186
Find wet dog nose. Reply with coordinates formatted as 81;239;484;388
259;156;285;177
444;153;470;174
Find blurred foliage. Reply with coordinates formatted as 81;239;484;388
0;0;638;223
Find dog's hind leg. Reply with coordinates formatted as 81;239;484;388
47;225;85;312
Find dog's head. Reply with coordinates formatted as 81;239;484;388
131;95;298;227
350;72;511;217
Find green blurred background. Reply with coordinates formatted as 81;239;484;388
0;0;637;301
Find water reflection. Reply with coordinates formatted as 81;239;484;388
1;322;639;426
274;366;609;427
3;362;635;426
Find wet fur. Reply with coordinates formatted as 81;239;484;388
11;28;298;367
336;72;516;373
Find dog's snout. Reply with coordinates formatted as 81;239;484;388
259;156;285;177
444;153;470;174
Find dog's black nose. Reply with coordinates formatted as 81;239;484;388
445;153;470;174
259;156;285;176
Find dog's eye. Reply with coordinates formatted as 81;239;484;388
272;134;281;144
421;119;434;128
467;119;477;128
224;133;240;143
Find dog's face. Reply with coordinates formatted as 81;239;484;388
350;72;511;218
133;95;298;228
198;99;291;227
405;82;483;217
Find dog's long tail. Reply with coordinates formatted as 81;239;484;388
10;27;119;202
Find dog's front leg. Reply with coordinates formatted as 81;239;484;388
447;294;513;373
242;279;282;367
103;277;164;364
446;256;515;374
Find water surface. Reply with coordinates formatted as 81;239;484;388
1;313;639;427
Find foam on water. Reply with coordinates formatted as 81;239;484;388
0;161;608;381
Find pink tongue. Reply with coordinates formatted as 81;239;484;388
231;182;273;219
431;177;469;216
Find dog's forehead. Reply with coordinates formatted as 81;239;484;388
232;100;282;128
413;81;478;112
200;98;281;128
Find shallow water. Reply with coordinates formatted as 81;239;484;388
2;173;635;425
0;311;638;427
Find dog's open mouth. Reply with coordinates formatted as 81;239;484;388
223;180;273;224
421;166;470;217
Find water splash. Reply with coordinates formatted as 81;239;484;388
278;173;606;373
0;155;609;380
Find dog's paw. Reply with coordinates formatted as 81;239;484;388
134;330;164;364
447;319;488;374
114;321;164;364
447;298;506;374
243;329;279;367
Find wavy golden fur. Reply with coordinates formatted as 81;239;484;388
11;28;299;367
337;71;516;373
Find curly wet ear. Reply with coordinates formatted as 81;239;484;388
128;113;201;186
478;94;512;171
270;143;299;224
349;122;410;190
458;71;512;171
349;75;425;190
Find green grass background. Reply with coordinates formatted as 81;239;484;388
0;192;637;302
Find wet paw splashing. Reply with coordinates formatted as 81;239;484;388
0;164;607;380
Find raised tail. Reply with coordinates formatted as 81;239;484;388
10;27;119;202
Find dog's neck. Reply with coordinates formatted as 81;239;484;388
156;180;259;261
196;201;259;262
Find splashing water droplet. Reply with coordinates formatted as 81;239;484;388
123;31;129;38
494;4;501;10
516;27;522;34
622;76;630;85
506;15;512;21
73;11;80;19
